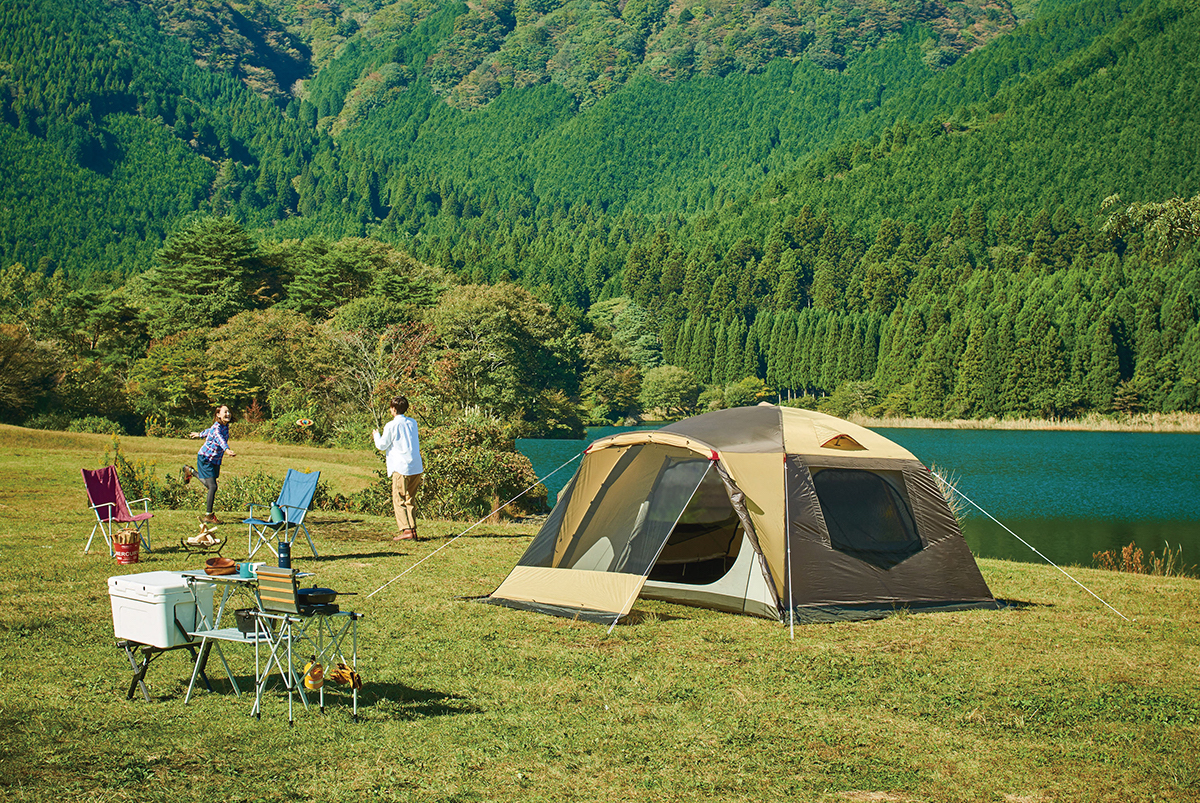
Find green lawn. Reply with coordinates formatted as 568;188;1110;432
0;425;1197;802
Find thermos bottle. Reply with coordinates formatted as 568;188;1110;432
278;540;291;569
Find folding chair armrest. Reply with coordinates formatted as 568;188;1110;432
127;496;151;512
276;503;310;524
90;501;116;516
248;502;287;528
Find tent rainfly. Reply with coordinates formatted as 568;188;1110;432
484;405;999;624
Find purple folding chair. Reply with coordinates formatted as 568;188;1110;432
82;466;152;555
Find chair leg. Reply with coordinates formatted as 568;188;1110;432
85;522;101;555
286;626;295;726
300;523;319;558
87;519;115;556
248;524;280;561
249;525;266;560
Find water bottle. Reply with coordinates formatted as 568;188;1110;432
278;540;291;569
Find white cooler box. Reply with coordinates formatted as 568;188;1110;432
109;571;214;649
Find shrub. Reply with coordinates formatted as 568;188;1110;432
229;420;264;440
818;381;880;418
212;471;286;512
327;416;374;451
423;415;548;519
640;365;700;419
929;464;966;522
216;469;343;513
725;377;770;408
348;465;393;517
144;415;210;439
67;416;126;435
22;412;71;431
779;394;820;411
261;409;327;445
229;399;269;440
352;413;548;520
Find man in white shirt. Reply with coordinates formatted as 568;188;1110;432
372;396;424;541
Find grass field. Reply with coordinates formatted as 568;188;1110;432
1;425;1198;802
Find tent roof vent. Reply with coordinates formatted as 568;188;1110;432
819;433;866;451
812;421;867;450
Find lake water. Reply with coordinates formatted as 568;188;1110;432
517;426;1200;568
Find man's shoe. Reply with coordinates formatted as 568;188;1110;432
183;465;193;485
201;514;222;526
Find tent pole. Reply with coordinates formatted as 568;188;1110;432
785;455;794;640
934;472;1130;622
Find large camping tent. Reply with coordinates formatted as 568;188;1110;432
485;405;999;624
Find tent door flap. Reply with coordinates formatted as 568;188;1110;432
490;566;648;617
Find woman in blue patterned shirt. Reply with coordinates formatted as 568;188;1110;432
184;405;237;524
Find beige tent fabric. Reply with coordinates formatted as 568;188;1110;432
553;443;698;566
719;451;787;596
492;566;646;616
780;407;915;460
586;430;718;458
553;445;628;565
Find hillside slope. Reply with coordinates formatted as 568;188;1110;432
0;0;1163;281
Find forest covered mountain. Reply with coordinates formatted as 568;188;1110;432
2;0;1200;448
4;0;1165;278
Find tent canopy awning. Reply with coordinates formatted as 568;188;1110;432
586;431;718;461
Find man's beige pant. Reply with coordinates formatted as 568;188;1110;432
391;473;422;532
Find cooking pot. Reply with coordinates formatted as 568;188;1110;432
234;608;257;634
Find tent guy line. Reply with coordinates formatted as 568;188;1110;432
933;472;1130;621
364;451;586;600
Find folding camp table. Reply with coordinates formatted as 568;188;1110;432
180;571;284;703
110;571;212;702
250;567;363;723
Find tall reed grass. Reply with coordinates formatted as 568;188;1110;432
930;464;967;522
1093;541;1197;577
854;411;1200;432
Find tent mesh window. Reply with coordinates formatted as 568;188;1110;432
811;468;922;569
522;445;713;577
647;467;741;585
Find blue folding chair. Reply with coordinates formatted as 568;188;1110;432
244;469;321;559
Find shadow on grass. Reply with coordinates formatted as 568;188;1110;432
996;598;1042;611
356;683;479;719
412;529;533;541
177;677;477;721
620;608;691;625
310;550;400;561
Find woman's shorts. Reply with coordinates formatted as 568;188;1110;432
196;457;221;480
